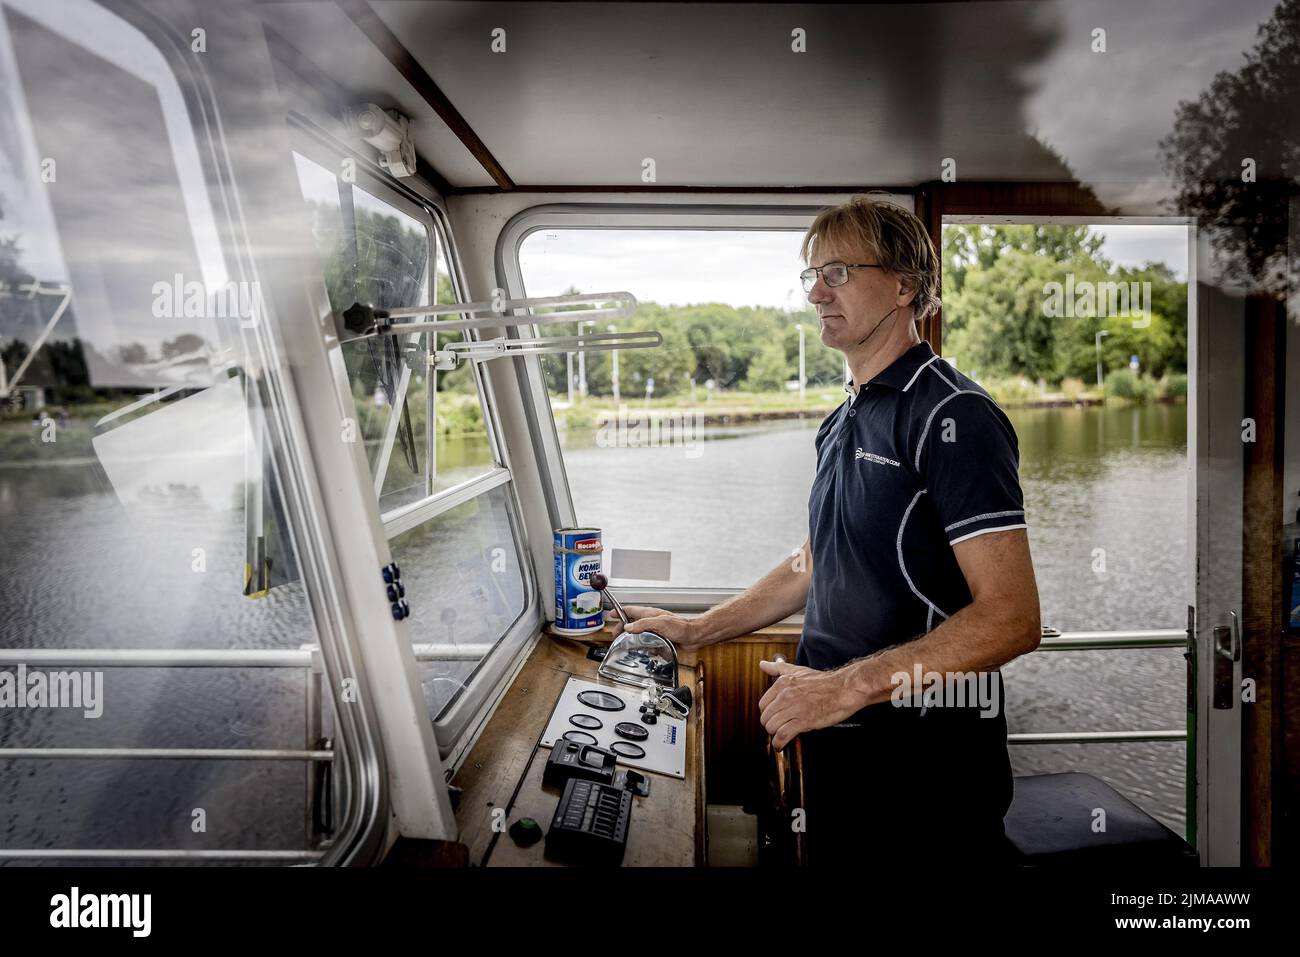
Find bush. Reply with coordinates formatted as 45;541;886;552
1059;377;1087;402
1103;369;1156;403
436;394;485;435
1159;372;1189;399
980;375;1040;406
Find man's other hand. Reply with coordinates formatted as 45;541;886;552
607;606;703;649
758;659;863;750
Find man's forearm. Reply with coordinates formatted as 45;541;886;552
840;599;1039;709
692;546;811;647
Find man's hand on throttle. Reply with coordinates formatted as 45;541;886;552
607;606;703;649
757;659;865;750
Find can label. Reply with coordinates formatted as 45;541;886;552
554;528;604;634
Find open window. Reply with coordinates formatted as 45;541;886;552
941;215;1195;842
499;204;900;608
291;141;538;754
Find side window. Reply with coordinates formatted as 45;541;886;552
292;151;531;729
0;0;356;861
514;225;839;591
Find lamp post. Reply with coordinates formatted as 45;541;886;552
1095;329;1110;388
577;319;594;397
797;323;806;401
608;324;620;403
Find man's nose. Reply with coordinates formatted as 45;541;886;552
807;277;832;305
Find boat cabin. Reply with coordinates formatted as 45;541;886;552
0;0;1296;870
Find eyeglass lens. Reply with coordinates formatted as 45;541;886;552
801;262;849;292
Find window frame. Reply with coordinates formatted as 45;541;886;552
496;201;910;609
289;121;540;757
0;0;397;864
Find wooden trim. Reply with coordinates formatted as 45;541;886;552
937;180;1114;218
451;635;703;866
915;180;944;354
699;635;800;805
1242;294;1285;867
334;0;515;189
917;178;1129;358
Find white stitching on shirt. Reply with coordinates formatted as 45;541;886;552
928;361;961;392
944;509;1026;532
949;523;1028;546
898;489;949;624
902;355;940;392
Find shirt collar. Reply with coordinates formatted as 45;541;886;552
845;340;937;394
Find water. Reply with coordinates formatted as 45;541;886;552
563;401;1190;834
0;401;1190;857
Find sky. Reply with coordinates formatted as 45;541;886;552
518;224;1189;310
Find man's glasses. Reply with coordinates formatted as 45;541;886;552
800;261;882;292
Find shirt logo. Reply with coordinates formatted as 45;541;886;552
855;448;901;468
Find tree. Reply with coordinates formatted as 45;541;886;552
1159;0;1300;300
944;224;1108;295
943;249;1068;381
942;225;1187;383
744;340;791;392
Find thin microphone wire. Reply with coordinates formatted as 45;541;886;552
856;305;901;346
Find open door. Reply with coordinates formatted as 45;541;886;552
1189;223;1247;865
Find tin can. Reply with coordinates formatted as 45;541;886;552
553;527;605;635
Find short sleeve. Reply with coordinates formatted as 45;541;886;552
915;392;1026;546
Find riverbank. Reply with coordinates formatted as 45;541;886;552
549;389;1184;430
1;383;1187;458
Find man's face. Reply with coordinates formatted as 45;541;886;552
805;244;908;353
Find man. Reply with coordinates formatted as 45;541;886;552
613;196;1041;863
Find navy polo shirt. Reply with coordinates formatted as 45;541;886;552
798;340;1026;671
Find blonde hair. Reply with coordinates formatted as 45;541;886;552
800;195;940;320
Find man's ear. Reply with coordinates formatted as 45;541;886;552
896;277;918;309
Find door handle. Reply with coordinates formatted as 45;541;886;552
1215;611;1241;661
1212;610;1240;710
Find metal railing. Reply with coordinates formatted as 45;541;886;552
1007;627;1188;745
0;640;493;863
0;629;1185;859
